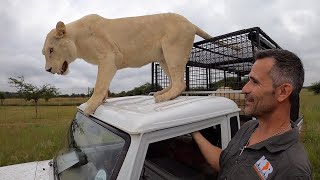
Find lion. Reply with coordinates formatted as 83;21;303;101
42;13;234;115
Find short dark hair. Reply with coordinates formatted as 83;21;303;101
254;49;304;99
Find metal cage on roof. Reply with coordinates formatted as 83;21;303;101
151;27;281;92
151;27;299;122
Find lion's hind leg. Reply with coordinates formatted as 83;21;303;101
154;63;186;103
155;42;192;102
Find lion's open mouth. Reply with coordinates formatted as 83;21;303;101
61;61;68;74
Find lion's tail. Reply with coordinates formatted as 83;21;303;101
194;24;241;51
194;25;212;40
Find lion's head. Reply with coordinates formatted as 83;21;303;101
42;21;77;75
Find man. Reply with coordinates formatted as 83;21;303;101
192;49;312;179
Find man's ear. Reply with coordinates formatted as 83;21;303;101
55;21;66;38
42;48;45;55
277;83;293;102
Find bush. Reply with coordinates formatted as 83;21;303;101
309;81;320;95
209;77;249;90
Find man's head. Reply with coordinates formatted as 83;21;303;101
42;21;77;75
242;49;304;118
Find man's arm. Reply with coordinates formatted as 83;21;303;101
192;131;222;172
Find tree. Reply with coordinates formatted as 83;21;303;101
8;76;59;118
88;88;94;97
117;83;155;97
309;81;320;95
43;86;60;101
0;92;5;105
89;88;116;98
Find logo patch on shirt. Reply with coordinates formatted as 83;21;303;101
253;156;273;180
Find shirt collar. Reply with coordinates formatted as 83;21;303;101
248;121;299;153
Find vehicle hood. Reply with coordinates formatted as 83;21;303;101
0;160;53;180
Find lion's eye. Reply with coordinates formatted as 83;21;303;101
49;48;54;54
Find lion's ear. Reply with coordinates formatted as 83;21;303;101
55;21;66;38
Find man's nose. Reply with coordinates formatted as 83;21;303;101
46;67;52;72
242;81;250;94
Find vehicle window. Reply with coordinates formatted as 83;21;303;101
140;125;221;180
230;116;239;138
55;112;130;180
200;125;221;148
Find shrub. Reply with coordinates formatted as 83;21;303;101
309;81;320;95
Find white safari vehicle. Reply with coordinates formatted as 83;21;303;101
0;95;241;180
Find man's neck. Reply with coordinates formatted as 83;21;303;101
258;115;291;135
249;104;291;145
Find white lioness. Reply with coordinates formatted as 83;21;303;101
42;13;214;115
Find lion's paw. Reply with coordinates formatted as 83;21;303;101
153;91;161;97
155;95;170;103
83;102;99;116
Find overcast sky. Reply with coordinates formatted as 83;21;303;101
0;0;319;94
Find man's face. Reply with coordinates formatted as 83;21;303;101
242;58;277;117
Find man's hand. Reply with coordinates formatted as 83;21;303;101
191;131;222;172
191;131;202;138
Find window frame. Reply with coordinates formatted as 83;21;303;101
227;113;240;141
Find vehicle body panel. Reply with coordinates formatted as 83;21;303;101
78;96;240;134
0;160;53;180
1;95;241;180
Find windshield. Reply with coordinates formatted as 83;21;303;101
54;112;130;180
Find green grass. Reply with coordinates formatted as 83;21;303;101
0;106;77;124
0;94;319;178
0;105;77;166
3;97;88;106
300;89;320;179
0;123;68;166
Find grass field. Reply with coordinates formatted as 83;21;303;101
2;97;88;106
0;105;78;166
0;93;319;178
300;89;320;179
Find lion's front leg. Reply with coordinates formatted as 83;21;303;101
84;61;117;115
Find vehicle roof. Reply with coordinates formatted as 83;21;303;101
78;95;240;134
